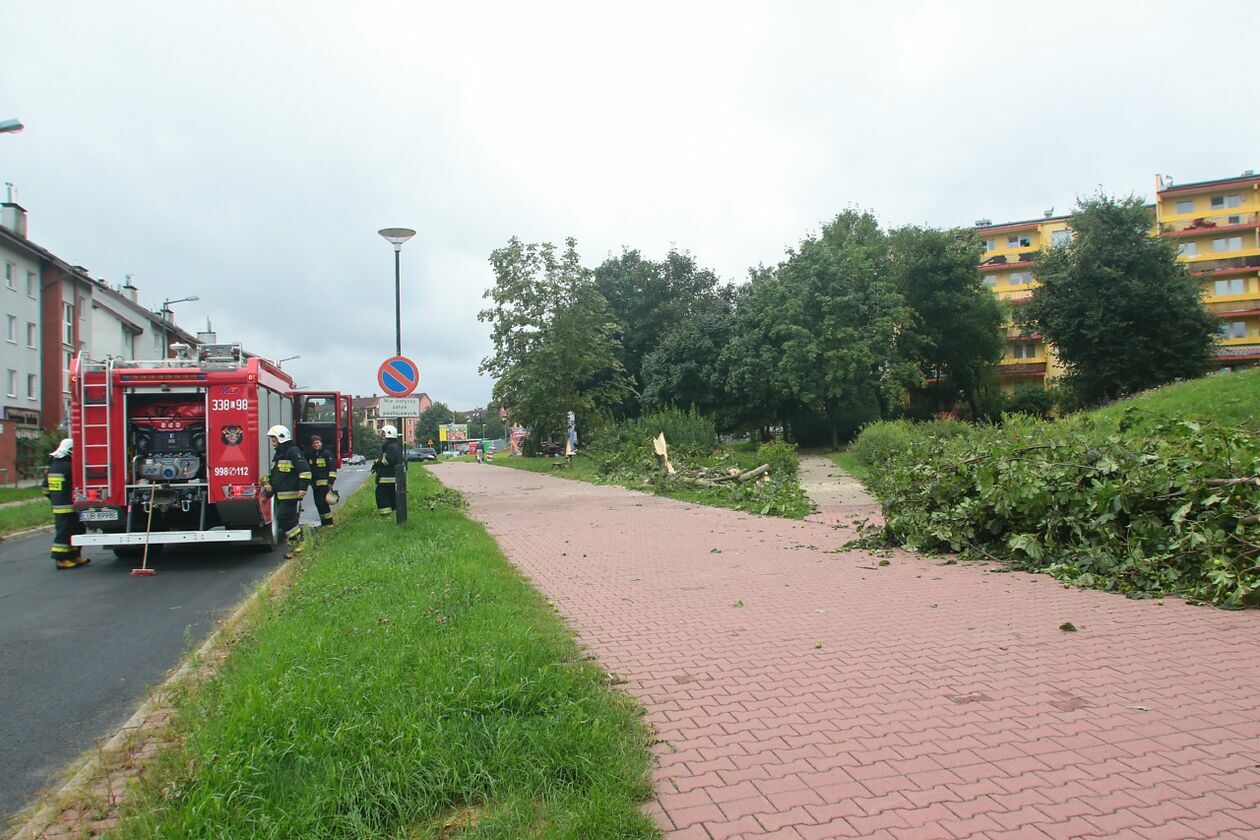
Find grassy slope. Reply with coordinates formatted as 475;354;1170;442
0;499;51;537
1086;368;1260;431
112;469;657;840
828;450;872;488
0;486;44;504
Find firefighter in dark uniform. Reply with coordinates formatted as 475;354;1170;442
44;438;88;569
373;424;403;515
262;424;310;558
305;433;338;528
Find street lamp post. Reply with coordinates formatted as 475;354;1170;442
159;295;199;359
377;227;416;524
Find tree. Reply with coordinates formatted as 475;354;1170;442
719;267;789;439
889;225;1006;418
414;401;454;447
594;249;727;417
1019;195;1219;405
352;421;382;459
641;307;734;419
480;237;635;441
767;211;919;449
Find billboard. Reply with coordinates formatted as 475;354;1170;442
441;423;469;442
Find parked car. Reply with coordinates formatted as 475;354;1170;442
345;453;366;465
407;446;438;462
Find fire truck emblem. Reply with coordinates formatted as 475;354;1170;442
221;425;244;446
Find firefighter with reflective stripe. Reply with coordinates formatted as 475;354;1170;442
373;424;403;515
43;438;88;569
304;433;338;527
262;425;309;558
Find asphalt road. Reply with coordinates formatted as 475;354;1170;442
0;464;370;824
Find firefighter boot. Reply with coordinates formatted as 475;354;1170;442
74;555;91;567
55;559;78;569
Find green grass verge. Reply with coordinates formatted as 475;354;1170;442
111;469;658;839
0;485;44;504
492;453;812;518
0;498;51;537
828;450;871;488
1085;367;1260;431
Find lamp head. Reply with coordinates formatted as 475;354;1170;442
378;227;416;250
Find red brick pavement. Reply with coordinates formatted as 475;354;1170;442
433;463;1260;839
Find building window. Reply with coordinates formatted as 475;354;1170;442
26;373;37;400
1214;278;1246;296
1009;272;1033;286
5;369;15;397
1213;236;1243;253
1177;242;1197;257
4;262;13;290
26;271;36;298
983;276;997;288
982;238;996;252
64;351;73;394
5;314;15;342
1211;194;1243;209
1051;229;1072;247
63;302;74;345
1221;321;1247;339
27;321;37;348
1175;199;1194;214
1011;342;1037;359
1007;234;1032;248
1228;215;1243;225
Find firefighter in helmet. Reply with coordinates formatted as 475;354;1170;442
373;424;403;515
305;433;338;528
261;424;310;558
44;438;88;569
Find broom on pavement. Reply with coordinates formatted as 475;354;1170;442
131;487;157;576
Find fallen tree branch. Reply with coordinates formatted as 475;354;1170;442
961;444;1052;467
737;464;771;483
1203;477;1260;488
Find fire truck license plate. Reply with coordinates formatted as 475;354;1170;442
80;508;120;523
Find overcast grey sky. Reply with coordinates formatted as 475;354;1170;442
3;1;1257;408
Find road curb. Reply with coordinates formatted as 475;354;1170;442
0;524;53;542
5;552;298;840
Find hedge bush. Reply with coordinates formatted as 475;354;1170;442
847;419;974;470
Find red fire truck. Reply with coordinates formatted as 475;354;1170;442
68;342;353;557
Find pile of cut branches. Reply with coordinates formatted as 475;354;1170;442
859;410;1260;607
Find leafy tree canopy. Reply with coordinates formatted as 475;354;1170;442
594;249;729;416
480;237;635;440
889;225;1005;418
1019;194;1218;405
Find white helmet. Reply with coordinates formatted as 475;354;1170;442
50;438;73;458
381;424;399;440
266;424;292;443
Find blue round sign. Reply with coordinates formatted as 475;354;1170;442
377;356;420;397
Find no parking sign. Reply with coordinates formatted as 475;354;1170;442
377;356;420;397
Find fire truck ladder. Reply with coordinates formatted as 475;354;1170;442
77;353;115;498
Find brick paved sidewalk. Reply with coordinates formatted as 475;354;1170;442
433;463;1260;839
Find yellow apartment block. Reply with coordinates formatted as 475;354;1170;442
1155;172;1260;370
973;169;1260;390
974;213;1072;389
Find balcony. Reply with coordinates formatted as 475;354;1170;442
997;362;1046;377
1212;307;1260;318
1214;344;1260;362
1161;212;1258;235
1189;255;1260;276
